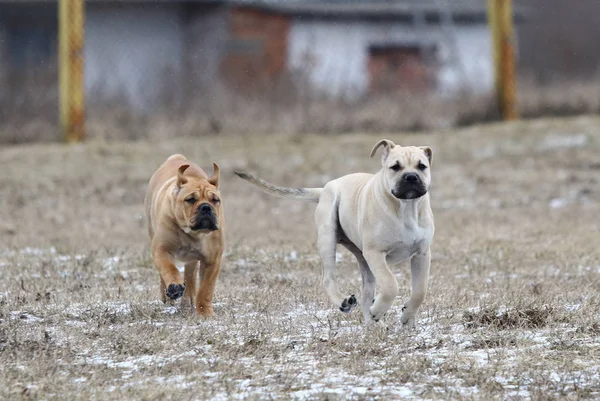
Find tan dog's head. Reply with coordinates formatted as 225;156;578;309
173;163;222;233
370;139;432;200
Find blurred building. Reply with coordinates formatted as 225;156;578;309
0;0;525;111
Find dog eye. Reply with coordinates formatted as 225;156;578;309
417;162;428;171
390;162;401;172
185;197;196;204
212;198;220;204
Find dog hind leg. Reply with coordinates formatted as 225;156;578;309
183;261;198;311
196;257;222;317
341;241;375;322
316;194;356;313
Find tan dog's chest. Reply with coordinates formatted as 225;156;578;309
172;244;205;262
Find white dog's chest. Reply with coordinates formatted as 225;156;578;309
384;225;433;265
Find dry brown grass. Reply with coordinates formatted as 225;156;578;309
5;74;600;144
1;116;600;399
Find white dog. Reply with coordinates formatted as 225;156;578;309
235;139;434;327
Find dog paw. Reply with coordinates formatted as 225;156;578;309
369;298;391;322
400;309;416;329
401;315;416;329
196;305;214;318
166;283;185;300
339;294;357;313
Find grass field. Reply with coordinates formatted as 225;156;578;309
1;116;599;400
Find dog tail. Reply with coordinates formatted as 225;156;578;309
234;171;322;202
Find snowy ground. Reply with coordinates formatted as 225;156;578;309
1;116;599;399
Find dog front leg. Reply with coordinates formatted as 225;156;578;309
196;257;222;317
401;247;431;329
364;251;398;322
152;245;185;302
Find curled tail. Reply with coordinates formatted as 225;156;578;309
235;171;322;202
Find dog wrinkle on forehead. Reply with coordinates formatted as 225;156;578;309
407;153;426;166
388;156;423;169
392;148;419;160
183;189;199;199
187;185;212;198
203;187;219;199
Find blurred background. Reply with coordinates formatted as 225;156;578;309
1;0;599;143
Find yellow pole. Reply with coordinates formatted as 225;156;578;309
59;0;69;140
488;0;518;120
59;0;86;142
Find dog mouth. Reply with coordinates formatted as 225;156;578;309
191;218;219;232
391;185;427;200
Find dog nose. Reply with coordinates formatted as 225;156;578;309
199;203;212;214
404;173;419;183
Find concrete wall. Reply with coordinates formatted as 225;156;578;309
437;25;493;95
85;3;185;111
184;5;229;92
287;20;492;98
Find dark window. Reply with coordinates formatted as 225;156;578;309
8;26;53;67
368;44;437;93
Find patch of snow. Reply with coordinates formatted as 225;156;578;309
21;247;57;256
103;256;120;269
548;372;561;382
565;304;581;312
55;254;85;263
285;251;298;262
538;133;587;150
83;350;198;373
64;301;132;318
10;312;43;323
550;198;569;209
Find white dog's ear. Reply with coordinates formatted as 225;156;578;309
177;164;190;187
208;162;220;188
370;139;396;163
419;146;433;164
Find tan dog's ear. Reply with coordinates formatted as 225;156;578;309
177;164;190;187
370;139;396;163
208;162;220;188
419;146;433;164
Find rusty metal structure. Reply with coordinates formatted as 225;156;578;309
488;0;518;120
59;0;85;142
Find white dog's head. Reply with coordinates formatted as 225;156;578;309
370;139;432;200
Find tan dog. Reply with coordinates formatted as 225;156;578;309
145;154;225;316
235;140;434;327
